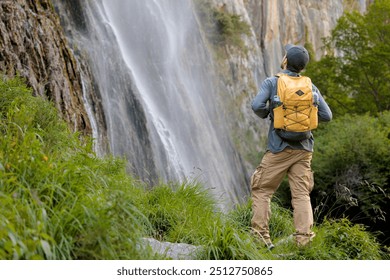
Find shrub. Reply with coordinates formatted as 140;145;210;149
213;9;251;48
311;113;390;243
193;0;251;49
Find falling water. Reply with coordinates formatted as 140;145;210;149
54;0;249;208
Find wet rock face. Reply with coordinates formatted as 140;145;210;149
142;238;202;260
0;0;91;134
251;0;344;75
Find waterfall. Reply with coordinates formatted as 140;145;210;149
54;0;249;208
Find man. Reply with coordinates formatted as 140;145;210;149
251;44;332;249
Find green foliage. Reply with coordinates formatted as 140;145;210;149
226;201;383;260
141;181;216;243
312;113;390;238
193;0;251;49
141;185;293;260
0;76;153;259
212;9;251;48
195;200;294;260
271;218;383;260
141;182;264;259
198;217;262;260
305;55;355;116
305;0;390;116
228;199;295;240
316;219;382;259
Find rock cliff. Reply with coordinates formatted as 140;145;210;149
0;0;97;136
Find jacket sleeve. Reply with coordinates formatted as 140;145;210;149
313;84;333;122
251;78;273;119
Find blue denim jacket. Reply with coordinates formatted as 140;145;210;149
251;70;333;153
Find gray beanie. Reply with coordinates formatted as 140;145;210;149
285;44;309;73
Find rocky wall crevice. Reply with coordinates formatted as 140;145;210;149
0;0;98;137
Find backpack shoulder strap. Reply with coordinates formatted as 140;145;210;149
275;72;286;78
275;72;301;78
275;73;290;102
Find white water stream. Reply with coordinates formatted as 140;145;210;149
58;0;249;208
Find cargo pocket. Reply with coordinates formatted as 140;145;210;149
250;166;264;191
307;170;314;193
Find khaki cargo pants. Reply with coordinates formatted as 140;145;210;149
251;148;315;246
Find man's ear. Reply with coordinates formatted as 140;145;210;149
280;55;287;70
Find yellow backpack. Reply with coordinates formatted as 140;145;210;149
273;73;318;133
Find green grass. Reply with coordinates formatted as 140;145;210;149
0;76;153;259
0;75;386;260
266;218;383;260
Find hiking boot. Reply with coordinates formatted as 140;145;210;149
294;232;316;246
250;228;273;246
266;242;275;250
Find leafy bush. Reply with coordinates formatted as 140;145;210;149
312;112;390;244
316;219;382;259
